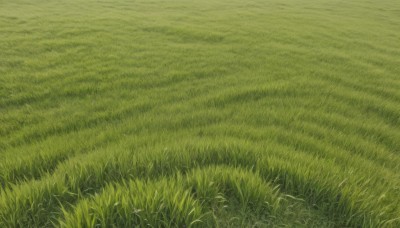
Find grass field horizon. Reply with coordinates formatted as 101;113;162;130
1;0;400;227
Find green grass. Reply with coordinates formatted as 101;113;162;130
1;0;400;227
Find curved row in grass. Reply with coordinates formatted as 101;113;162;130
60;166;282;227
1;141;399;227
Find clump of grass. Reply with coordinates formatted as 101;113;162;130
60;166;285;228
183;166;283;214
60;179;211;228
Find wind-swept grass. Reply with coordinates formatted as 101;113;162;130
1;141;399;227
1;0;400;227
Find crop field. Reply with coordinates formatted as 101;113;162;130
1;0;400;227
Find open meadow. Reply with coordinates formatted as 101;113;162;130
1;0;400;227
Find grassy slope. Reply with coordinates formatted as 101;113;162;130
0;0;400;227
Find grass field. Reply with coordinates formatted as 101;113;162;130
1;0;400;227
